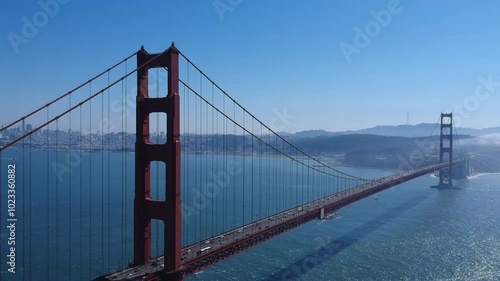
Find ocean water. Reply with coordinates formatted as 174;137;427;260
188;173;500;281
0;150;499;281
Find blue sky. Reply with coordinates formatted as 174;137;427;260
1;0;500;132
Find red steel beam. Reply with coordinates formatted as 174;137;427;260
134;43;182;280
134;46;152;265
164;43;182;281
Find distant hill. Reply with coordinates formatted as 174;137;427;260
292;134;416;155
286;123;500;138
176;131;497;172
293;129;337;138
340;123;438;137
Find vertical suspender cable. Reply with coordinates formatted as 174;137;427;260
46;108;50;280
79;104;83;280
282;140;285;211
232;101;236;227
56;118;59;281
29;134;33;280
198;72;202;241
301;159;304;206
101;73;105;274
199;73;203;241
69;92;73;281
266;127;269;217
242;111;246;225
182;64;187;245
275;133;278;214
213;83;218;235
186;61;190;244
204;75;209;238
210;83;215;237
193;68;198;242
251;117;254;222
22;120;25;281
124;60;129;262
224;92;228;234
259;123;262;219
294;151;302;206
107;70;111;269
102;72;109;272
88;81;93;277
120;70;125;268
290;147;293;208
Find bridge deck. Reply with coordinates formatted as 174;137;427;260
99;160;462;281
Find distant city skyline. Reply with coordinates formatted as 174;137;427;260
2;1;500;132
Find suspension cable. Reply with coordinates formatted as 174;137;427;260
175;53;369;181
452;119;465;158
179;78;369;182
0;51;137;133
0;50;168;151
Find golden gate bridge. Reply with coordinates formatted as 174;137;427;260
0;43;468;281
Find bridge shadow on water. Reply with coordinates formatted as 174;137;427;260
262;195;429;281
